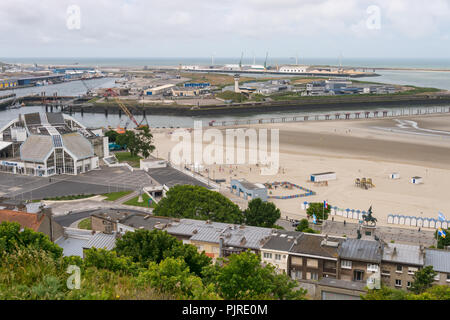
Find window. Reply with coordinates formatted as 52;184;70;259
341;260;352;269
407;282;412;288
263;252;272;259
275;254;281;261
307;259;318;268
307;272;319;281
354;270;364;281
396;265;403;273
381;270;391;276
447;274;450;282
367;264;379;273
291;270;302;280
434;273;440;281
395;279;402;287
408;267;418;275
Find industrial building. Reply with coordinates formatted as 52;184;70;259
145;84;175;96
0;112;108;177
279;65;309;73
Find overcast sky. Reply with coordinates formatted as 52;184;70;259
1;0;449;59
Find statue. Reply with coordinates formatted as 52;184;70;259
363;206;377;226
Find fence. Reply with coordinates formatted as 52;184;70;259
210;106;450;127
266;182;316;199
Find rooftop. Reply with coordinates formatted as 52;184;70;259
147;166;210;189
261;231;302;252
291;233;344;260
382;243;424;266
338;238;383;263
0;209;44;231
425;248;450;273
232;179;266;190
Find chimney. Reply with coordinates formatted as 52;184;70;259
219;237;224;258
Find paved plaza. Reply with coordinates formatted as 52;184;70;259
0;166;154;201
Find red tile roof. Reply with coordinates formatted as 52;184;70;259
0;210;44;231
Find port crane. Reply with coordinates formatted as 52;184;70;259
104;88;140;132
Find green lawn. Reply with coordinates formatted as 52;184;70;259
124;193;156;208
78;218;92;230
115;152;143;168
40;194;97;201
103;191;133;202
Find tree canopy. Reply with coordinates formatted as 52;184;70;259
115;128;155;158
410;266;438;294
244;198;281;228
154;185;244;224
306;203;331;222
212;251;307;300
115;229;211;276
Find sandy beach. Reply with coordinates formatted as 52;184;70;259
150;113;450;227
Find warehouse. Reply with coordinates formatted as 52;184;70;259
0;112;108;177
145;84;175;95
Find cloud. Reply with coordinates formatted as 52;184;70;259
0;0;449;57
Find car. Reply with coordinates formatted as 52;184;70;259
292;220;301;227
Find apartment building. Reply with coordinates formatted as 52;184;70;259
260;231;301;274
338;239;383;283
425;249;450;286
381;243;424;290
289;234;345;282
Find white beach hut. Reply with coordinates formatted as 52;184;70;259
389;173;400;180
411;177;423;185
387;215;394;224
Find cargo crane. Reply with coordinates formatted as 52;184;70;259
104;88;143;133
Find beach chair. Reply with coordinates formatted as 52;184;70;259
355;178;361;187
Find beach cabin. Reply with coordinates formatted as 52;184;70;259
389;173;400;180
411;177;423;185
310;172;337;183
387;215;394;224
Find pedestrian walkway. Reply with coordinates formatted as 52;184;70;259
112;191;139;204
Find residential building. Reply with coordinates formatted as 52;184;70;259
260;231;301;274
338;239;383;283
381;243;425;290
0;207;63;241
425;248;450;286
165;219;273;260
289;234;345;282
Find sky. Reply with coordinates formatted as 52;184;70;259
1;0;450;59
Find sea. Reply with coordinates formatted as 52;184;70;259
1;57;450;129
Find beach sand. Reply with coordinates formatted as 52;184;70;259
150;114;450;227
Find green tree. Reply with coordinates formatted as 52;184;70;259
0;221;63;259
410;266;438;294
408;285;450;300
306;203;331;222
244;198;281;228
296;219;310;232
135;126;155;159
434;229;450;249
362;285;408;300
115;229;211;276
154;185;244;224
105;130;119;143
116;131;138;156
136;257;220;300
215;251;307;300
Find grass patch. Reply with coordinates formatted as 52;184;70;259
124;193;156;208
78;218;92;230
216;91;248;103
41;194;97;201
115;152;143;168
103;191;133;202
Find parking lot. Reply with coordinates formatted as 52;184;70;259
0;166;155;201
